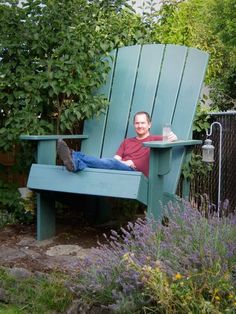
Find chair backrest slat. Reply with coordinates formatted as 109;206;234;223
102;45;141;157
151;44;188;134
126;44;165;137
81;50;116;157
164;47;209;192
172;47;209;139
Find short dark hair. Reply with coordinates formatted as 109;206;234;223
133;111;151;123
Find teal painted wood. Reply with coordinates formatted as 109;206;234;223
172;47;209;139
147;147;172;221
81;50;116;157
20;135;88;141
151;45;188;134
37;141;57;164
20;135;88;164
102;45;141;157
144;140;202;219
37;192;55;241
181;146;194;200
28;164;148;204
79;44;208;165
143;140;202;149
163;47;209;193
126;44;165;137
20;44;209;240
144;140;201;220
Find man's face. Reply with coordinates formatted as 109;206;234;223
134;114;151;138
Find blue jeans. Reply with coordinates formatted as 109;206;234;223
72;151;135;172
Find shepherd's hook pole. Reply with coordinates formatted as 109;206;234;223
206;122;223;217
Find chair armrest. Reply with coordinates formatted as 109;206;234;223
143;139;202;148
20;134;88;165
20;134;88;141
143;140;202;177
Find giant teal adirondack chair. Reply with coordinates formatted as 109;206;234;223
20;44;209;240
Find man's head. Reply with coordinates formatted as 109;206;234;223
133;111;151;139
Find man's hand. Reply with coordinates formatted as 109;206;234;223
121;159;136;169
114;155;136;169
167;131;178;142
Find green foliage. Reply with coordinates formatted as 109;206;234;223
0;210;17;229
111;199;145;222
193;104;211;134
0;268;74;313
1;0;234;148
0;179;34;226
0;0;153;221
0;179;23;212
0;0;148;152
209;0;236;47
182;105;213;184
0;0;154;222
153;0;235;110
143;265;236;313
0;108;53;151
205;0;236;109
0;0;109;145
182;153;213;181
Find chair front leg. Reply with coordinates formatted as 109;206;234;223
37;192;55;240
147;147;172;221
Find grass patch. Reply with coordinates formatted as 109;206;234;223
0;267;74;313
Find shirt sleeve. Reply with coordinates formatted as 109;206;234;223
115;139;126;157
152;135;163;141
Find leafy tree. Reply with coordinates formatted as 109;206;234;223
151;0;235;110
0;0;148;151
205;0;236;109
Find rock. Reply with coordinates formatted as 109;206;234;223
17;236;54;247
8;267;32;279
0;246;26;261
21;248;42;259
44;255;82;272
45;245;91;259
16;236;37;247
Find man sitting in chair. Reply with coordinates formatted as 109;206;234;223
57;111;177;177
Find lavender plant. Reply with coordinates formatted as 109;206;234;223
76;202;236;313
159;202;236;277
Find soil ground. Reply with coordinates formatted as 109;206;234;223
0;218;112;274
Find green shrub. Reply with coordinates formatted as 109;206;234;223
0;179;34;228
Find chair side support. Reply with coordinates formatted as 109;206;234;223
144;140;202;220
